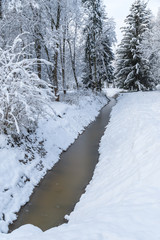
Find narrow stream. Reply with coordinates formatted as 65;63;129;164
9;97;116;232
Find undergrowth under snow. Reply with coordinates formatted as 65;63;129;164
2;91;160;240
0;90;107;233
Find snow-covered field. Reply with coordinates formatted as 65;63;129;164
1;91;160;240
0;90;108;233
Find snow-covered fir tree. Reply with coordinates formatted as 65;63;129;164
100;17;116;87
141;9;160;86
115;0;155;91
82;0;115;91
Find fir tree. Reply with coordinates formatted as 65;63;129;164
115;0;155;91
82;0;115;91
142;9;160;86
99;24;115;88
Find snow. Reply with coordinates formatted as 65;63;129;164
1;91;160;240
156;84;160;90
0;34;55;136
103;87;125;97
0;90;108;233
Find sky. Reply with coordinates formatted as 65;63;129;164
103;0;160;44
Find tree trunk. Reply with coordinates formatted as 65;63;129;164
30;3;42;79
66;5;79;90
93;31;98;90
67;39;79;89
35;39;42;79
52;0;61;101
0;0;2;19
102;58;109;88
53;51;59;100
60;24;67;94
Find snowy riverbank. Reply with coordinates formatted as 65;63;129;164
2;91;160;240
0;90;108;233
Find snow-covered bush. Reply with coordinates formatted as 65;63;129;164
0;34;54;137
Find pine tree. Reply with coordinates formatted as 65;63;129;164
115;0;155;91
82;0;115;91
99;20;115;88
142;9;160;86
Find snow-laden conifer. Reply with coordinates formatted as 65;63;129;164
82;0;116;91
141;9;160;86
115;0;155;91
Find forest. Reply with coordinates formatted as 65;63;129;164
0;0;116;138
0;0;159;139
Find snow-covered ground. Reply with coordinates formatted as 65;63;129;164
1;91;160;240
0;90;108;233
103;87;125;97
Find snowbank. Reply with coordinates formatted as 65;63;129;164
2;91;160;240
0;90;108;233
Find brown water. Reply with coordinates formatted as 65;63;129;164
9;97;116;232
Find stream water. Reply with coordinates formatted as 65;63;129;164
9;97;116;232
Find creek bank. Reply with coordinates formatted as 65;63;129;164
0;90;107;233
9;97;117;232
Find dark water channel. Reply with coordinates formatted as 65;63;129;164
9;97;116;232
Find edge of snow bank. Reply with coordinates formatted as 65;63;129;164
0;90;108;233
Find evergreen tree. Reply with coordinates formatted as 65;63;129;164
82;0;115;91
99;19;115;88
115;0;155;91
142;9;160;86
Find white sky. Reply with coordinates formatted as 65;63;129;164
103;0;160;44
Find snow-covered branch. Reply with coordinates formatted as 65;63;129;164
0;35;55;136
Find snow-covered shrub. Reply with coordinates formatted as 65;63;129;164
156;84;160;90
0;34;55;137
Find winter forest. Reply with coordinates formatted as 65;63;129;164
0;0;118;139
0;0;160;239
0;0;116;138
0;0;159;138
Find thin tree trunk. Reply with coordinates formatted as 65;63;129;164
53;0;61;101
35;39;42;79
0;0;2;19
67;39;79;89
102;58;109;88
53;51;59;100
66;1;79;90
93;31;98;90
43;45;54;84
30;3;42;79
73;21;77;64
60;25;67;94
62;35;66;94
